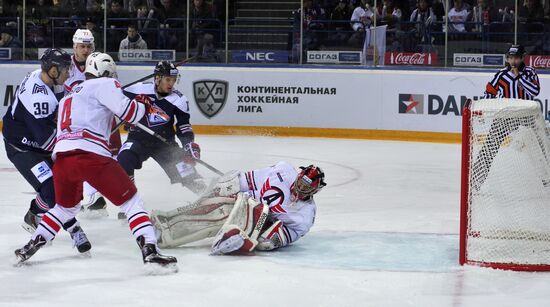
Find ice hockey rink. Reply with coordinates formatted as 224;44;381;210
1;134;549;307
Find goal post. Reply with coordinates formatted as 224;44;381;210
460;98;550;271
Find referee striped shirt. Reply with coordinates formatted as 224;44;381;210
484;66;540;100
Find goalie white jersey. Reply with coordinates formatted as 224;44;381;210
54;77;145;158
238;161;316;244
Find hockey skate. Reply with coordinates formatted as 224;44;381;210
80;193;108;219
136;235;178;274
22;209;42;234
14;235;47;265
70;226;92;254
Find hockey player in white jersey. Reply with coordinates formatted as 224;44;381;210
3;48;91;253
151;162;326;255
14;52;178;271
64;29;116;216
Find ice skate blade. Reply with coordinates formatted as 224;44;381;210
144;262;178;275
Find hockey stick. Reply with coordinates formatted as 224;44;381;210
111;56;195;135
119;118;224;176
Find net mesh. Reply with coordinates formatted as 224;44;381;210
466;99;550;266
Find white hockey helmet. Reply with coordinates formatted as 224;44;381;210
73;29;95;46
85;52;117;78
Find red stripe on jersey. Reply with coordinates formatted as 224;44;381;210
246;172;254;191
123;101;137;122
129;215;151;230
42;214;61;232
485;83;498;96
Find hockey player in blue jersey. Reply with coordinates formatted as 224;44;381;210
116;61;206;218
2;48;91;253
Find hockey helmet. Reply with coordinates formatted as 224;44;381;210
291;165;326;201
85;52;117;78
40;48;72;72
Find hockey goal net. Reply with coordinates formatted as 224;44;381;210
460;98;550;271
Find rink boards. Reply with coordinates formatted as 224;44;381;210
1;64;549;143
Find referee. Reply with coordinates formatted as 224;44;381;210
484;44;540;100
473;44;546;192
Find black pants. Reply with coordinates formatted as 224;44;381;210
5;141;56;213
117;138;206;194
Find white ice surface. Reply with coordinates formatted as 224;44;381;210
0;135;549;307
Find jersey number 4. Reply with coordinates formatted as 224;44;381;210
60;97;72;131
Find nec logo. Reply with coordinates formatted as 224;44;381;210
246;52;275;62
399;94;424;114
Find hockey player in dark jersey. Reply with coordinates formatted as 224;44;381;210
117;61;206;217
2;48;91;253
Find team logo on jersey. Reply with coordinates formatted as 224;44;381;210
32;84;48;95
399;94;424;114
260;179;286;213
145;103;171;126
193;80;228;118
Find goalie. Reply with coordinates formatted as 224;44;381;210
151;162;326;254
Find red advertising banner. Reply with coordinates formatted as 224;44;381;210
526;55;550;69
384;52;438;65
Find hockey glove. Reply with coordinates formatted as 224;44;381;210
183;142;201;165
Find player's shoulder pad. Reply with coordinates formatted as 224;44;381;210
124;82;155;95
18;70;56;105
165;91;190;113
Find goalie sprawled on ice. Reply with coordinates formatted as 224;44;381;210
151;162;326;255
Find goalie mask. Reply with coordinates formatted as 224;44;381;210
291;165;326;201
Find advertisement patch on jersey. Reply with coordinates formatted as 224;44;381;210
399;94;424;114
193;80;228;118
31;161;52;183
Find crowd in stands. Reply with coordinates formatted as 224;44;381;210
0;0;549;61
298;0;550;53
0;0;229;59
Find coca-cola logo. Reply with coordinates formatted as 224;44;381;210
527;55;550;68
385;52;437;65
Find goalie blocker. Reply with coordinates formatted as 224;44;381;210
151;162;326;255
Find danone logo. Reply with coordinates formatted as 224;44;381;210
399;94;424;114
193;80;228;118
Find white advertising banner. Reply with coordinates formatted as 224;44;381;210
0;64;549;136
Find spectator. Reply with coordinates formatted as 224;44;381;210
519;0;544;23
191;0;215;55
119;24;148;51
350;0;374;32
448;0;471;32
108;0;130;52
349;0;375;47
135;0;159;30
410;0;435;43
86;0;103;15
108;0;131;29
86;16;104;51
157;0;185;24
29;0;52;27
381;0;403;29
329;0;354;45
0;28;22;60
472;0;499;31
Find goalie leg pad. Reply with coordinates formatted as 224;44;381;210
151;196;236;248
210;192;269;254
